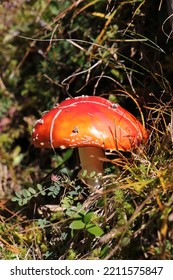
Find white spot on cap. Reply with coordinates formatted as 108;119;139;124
54;103;59;108
88;112;94;116
63;138;70;142
40;142;45;146
60;145;66;149
111;103;119;109
36;119;44;124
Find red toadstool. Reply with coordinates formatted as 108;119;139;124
32;96;148;187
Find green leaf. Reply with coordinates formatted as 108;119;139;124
37;184;43;191
22;189;31;198
37;218;47;228
11;197;19;202
69;220;85;230
81;170;87;177
120;236;130;247
62;148;73;162
89;171;96;178
15;191;22;198
86;224;104;237
47;192;52;196
18;200;24;206
61;196;73;209
40;191;46;196
22;198;28;205
18;198;28;206
100;244;109;258
28;187;36;195
83;212;93;224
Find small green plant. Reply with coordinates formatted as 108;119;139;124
69;209;104;237
11;184;45;206
11;180;62;206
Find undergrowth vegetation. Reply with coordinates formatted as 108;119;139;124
1;0;173;259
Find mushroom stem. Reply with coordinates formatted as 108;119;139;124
78;147;105;187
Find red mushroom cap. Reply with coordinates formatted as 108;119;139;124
32;96;148;151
